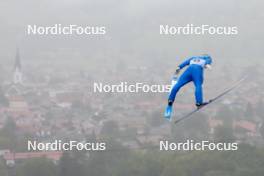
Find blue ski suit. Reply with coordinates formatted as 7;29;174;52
169;55;212;105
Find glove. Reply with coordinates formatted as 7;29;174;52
175;67;181;75
205;64;212;70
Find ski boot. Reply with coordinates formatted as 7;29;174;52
164;105;173;121
195;100;211;109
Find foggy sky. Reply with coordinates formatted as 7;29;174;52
0;0;263;68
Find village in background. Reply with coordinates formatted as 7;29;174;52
0;48;263;174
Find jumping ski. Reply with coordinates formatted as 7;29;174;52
174;76;247;124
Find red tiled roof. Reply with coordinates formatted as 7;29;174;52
233;120;257;133
3;151;63;161
8;96;25;101
208;118;223;128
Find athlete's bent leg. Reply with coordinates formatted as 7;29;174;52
194;83;203;104
165;70;191;119
168;73;191;105
192;68;204;105
165;73;191;119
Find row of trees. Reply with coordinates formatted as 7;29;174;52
2;142;264;176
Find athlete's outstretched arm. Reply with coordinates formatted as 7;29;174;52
204;56;213;69
178;57;193;69
205;56;212;65
174;57;193;74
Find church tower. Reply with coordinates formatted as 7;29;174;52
13;48;23;84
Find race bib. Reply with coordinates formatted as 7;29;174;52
190;58;206;67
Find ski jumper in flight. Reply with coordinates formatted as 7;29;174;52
164;54;212;118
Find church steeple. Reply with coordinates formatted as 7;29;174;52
13;48;23;84
14;48;21;71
